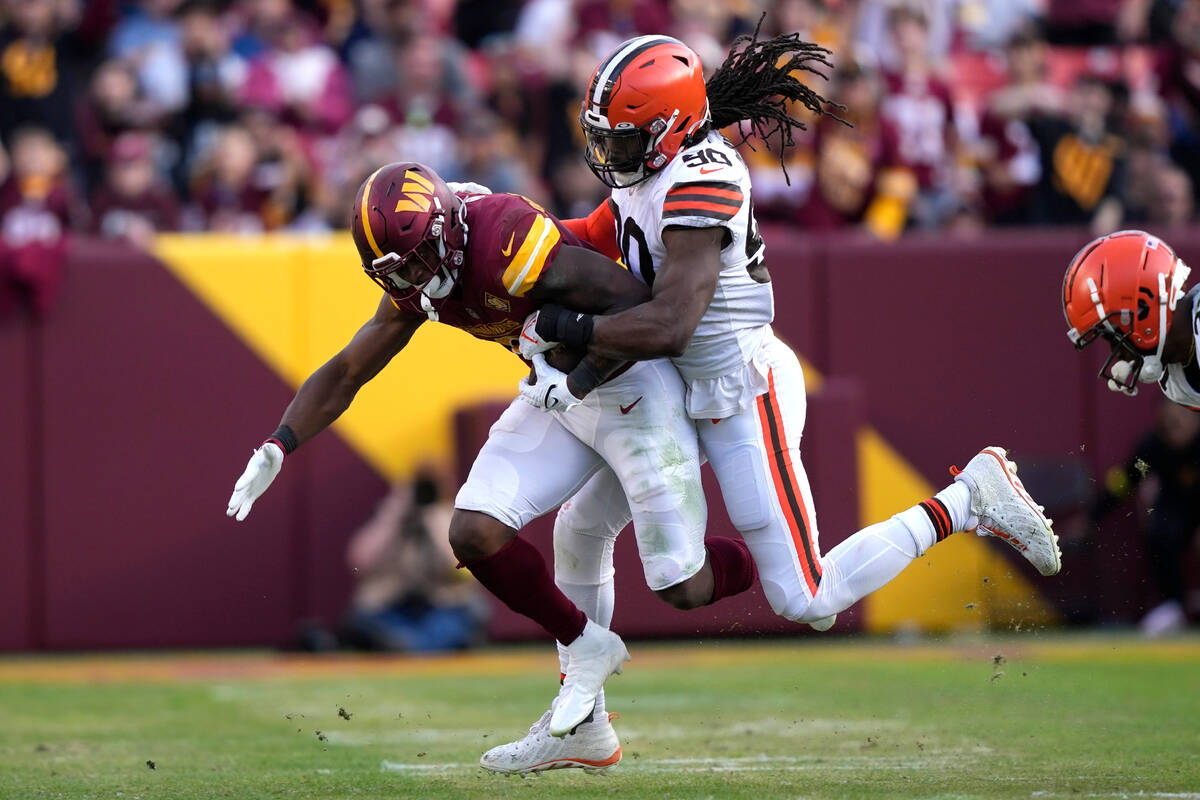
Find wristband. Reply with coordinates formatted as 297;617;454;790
567;359;605;398
536;304;594;350
267;424;299;455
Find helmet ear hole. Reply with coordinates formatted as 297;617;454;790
1137;298;1150;321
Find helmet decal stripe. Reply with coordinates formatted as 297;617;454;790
396;171;435;213
360;165;387;258
403;169;434;193
590;35;677;109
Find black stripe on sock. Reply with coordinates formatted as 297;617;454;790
919;499;951;542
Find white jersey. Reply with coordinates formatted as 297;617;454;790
1160;286;1200;409
609;130;774;417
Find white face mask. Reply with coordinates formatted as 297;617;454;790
381;235;458;299
423;266;456;299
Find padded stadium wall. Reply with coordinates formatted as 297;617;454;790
0;228;1169;650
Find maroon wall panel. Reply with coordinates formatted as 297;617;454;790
299;434;389;628
0;313;33;649
758;227;829;372
32;239;379;648
824;229;1105;481
39;240;297;647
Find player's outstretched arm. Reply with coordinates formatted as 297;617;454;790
278;294;424;444
226;295;423;521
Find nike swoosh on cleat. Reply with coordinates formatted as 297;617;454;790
501;231;515;257
619;397;642;415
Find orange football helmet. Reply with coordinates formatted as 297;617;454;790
1063;230;1191;394
579;35;710;188
351;162;466;319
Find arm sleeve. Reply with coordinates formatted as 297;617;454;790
562;199;621;262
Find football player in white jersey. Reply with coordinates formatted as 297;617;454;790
483;27;1062;774
1062;230;1198;409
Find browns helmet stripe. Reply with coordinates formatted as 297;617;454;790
589;35;678;112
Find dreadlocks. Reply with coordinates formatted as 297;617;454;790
705;15;847;180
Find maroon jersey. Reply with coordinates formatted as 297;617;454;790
393;192;589;350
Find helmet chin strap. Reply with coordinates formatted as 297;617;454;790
419;293;439;322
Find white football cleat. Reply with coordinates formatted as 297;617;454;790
549;620;630;737
480;704;621;775
952;446;1062;576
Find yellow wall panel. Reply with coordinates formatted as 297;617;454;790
155;234;525;480
856;429;1057;632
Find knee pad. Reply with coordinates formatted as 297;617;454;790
716;447;775;532
553;517;616;587
754;571;813;621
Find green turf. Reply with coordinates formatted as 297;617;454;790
1;634;1198;800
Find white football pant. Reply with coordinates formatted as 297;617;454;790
456;358;708;593
553;334;945;625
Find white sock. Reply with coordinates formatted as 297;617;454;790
805;515;926;619
802;485;975;621
556;579;612;717
935;481;975;531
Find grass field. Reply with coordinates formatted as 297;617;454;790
1;634;1198;800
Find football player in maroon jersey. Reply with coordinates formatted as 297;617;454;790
225;161;761;740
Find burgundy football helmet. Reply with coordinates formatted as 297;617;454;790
351;162;466;318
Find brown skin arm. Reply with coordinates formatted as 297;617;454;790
526;243;653;397
279;294;424;447
588;226;724;359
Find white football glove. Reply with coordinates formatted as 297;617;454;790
515;310;558;359
446;180;492;195
518;353;582;412
1107;360;1139;396
226;442;285;521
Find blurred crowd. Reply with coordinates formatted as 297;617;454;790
1;0;1199;253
